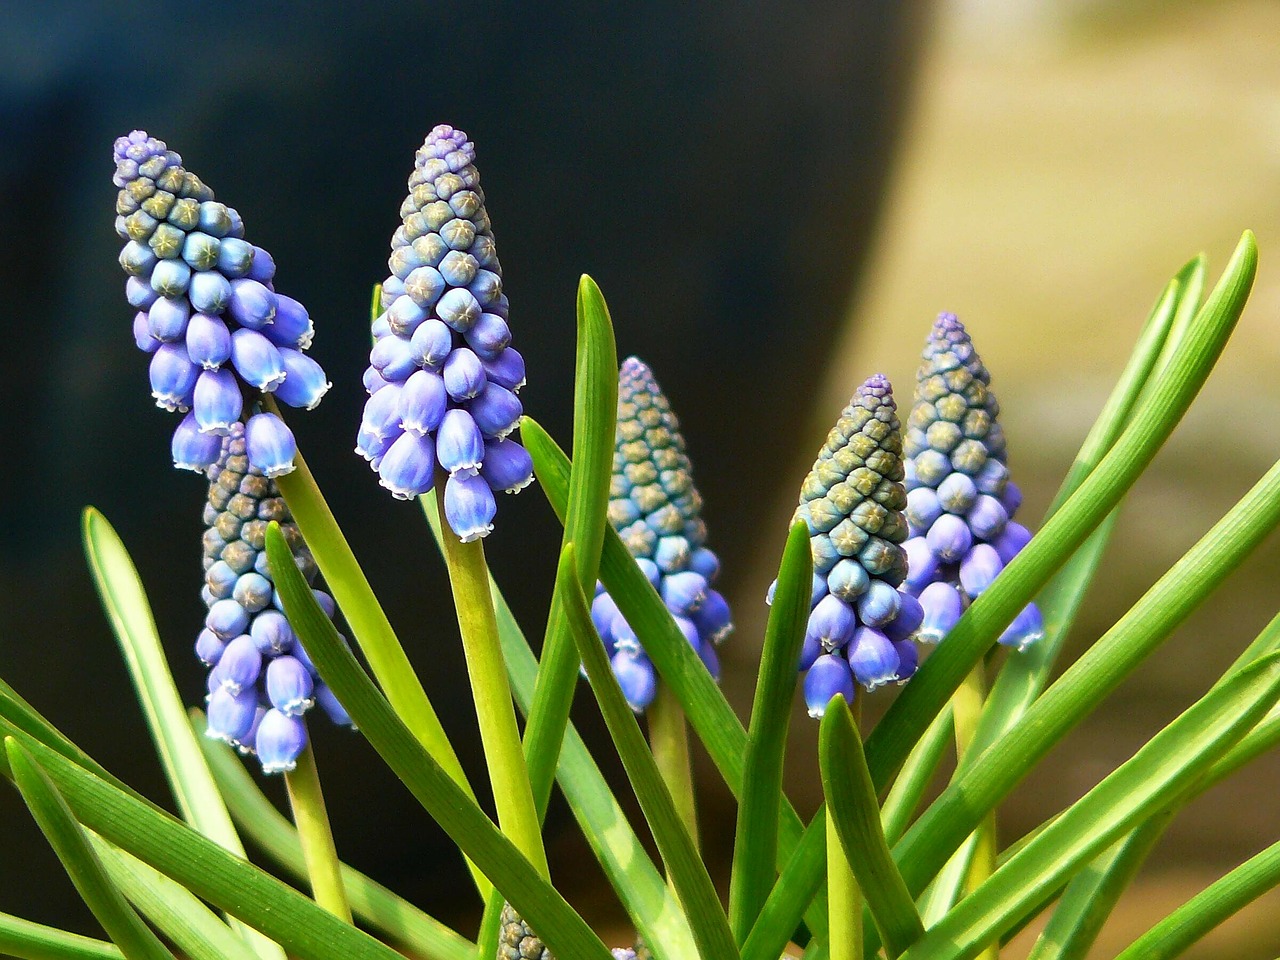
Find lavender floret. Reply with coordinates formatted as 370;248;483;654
112;130;327;477
358;125;532;539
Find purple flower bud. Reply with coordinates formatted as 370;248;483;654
369;333;418;382
469;269;503;307
937;472;978;514
468;383;522;439
591;592;621;646
363;366;389;395
612;651;657;712
689;547;720;582
966;495;1009;542
444;471;496;541
999;602;1044;651
387;294;429;337
133;312;160;353
902;536;938;596
409;317;453;368
653;535;691;573
975;458;1009;496
662;571;708;616
636;557;662;588
438;250;477;287
959;543;1003;598
206;597;249;640
189;270;232;314
193;368;242;434
377;431;436;499
244;412;297;477
611;611;639;654
172;411;223;471
443;347;486;400
266;656;315;716
479;438;534;493
274;349;331;410
256;710;307;774
893;639;919;682
250;609;295;656
906;486;944;536
230;328;287;391
436;409;485;475
147;296;191;342
918;581;963;643
806;594;856;653
883;591;924;642
315;684;353;727
247;246;276;283
232;572;273;612
482;348;526;392
826;558;870;601
690;589;732;645
848;627;900;691
186;313;232;369
217;635;262;695
149;343;199;411
264;296;314;350
196;629;226;666
926;513;973;563
1001;481;1023;516
206;687;258;744
436;286;481;331
464;312;511;360
361;381;404;439
404;265;446;308
150;258;192;297
398;369;448;437
804;655;855;718
856;579;901;628
217;238;255;278
127;275;159;310
120;239;157;275
993;521;1032;564
798;633;822;671
228;278;278;329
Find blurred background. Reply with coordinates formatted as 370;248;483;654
2;0;1279;956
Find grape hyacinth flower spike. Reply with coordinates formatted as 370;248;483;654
902;312;1043;650
112;131;329;477
497;902;642;960
199;423;353;773
590;358;732;712
780;374;920;717
357;124;531;541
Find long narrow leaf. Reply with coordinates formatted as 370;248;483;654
740;806;826;960
265;524;613;960
194;718;473;960
900;654;1280;960
6;739;176;960
820;698;923;958
728;521;812;944
880;706;953;848
81;509;282;960
863;232;1256;792
559;542;739;960
0;912;121;960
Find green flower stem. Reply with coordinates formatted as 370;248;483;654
266;404;488;899
952;666;997;960
435;485;550;881
649;685;699;853
282;741;352;922
0;912;121;960
827;809;861;960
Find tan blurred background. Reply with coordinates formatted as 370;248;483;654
726;1;1280;956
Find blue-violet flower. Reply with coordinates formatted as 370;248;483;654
590;358;732;713
357;124;531;541
902;313;1042;650
200;423;352;773
782;374;920;717
112;130;329;477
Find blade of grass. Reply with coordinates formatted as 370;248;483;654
728;522;812;944
0;913;121;960
6;738;177;960
740;804;827;960
560;542;739;960
266;523;614;960
880;706;953;848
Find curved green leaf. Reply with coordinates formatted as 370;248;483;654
0;912;121;960
740;807;826;960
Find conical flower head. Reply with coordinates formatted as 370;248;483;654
787;374;920;715
112;130;328;477
358;125;530;540
199;423;353;773
592;358;731;713
902;313;1041;650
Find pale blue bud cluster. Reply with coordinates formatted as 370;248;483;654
357;125;531;541
112;131;329;478
781;375;921;717
902;313;1042;650
496;903;639;960
200;424;352;774
591;359;731;713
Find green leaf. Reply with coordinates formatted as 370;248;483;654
819;698;923;958
898;653;1280;960
892;456;1280;900
0;727;405;960
558;543;739;960
863;231;1257;793
0;912;121;960
1113;837;1280;960
880;706;953;848
422;496;697;960
265;523;614;960
521;415;829;937
89;838;258;960
81;509;282;960
728;521;812;943
5;739;176;960
266;412;488;898
194;716;474;960
739;806;826;960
